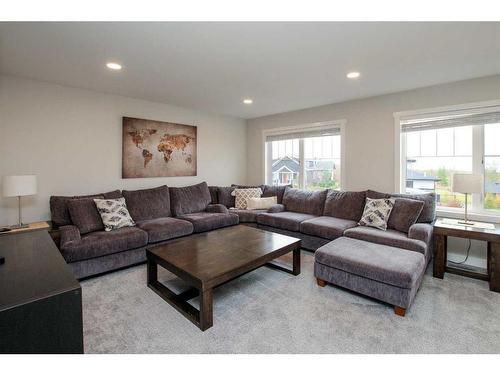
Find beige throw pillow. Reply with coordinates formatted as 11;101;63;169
246;196;277;210
231;188;262;209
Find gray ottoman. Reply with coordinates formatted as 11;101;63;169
314;237;426;316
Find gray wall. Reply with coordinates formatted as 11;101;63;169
0;75;247;224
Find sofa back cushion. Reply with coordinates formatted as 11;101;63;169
282;187;327;215
50;190;121;227
262;185;289;204
170;182;212;216
67;198;104;234
366;190;436;223
122;185;170;221
208;186;219;204
217;186;235;208
323;190;366;221
387;198;425;233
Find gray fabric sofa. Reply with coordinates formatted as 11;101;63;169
51;182;239;279
50;180;435;316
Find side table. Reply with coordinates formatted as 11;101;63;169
433;218;500;292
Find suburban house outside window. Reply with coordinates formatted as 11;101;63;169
264;121;345;190
396;104;500;218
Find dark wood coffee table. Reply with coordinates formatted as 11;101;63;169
146;225;301;331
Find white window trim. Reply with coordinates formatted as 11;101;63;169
262;120;346;190
394;99;500;223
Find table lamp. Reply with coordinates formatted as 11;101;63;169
2;175;37;229
452;173;482;226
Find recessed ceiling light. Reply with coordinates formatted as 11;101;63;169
346;71;360;79
106;62;122;70
243;99;253;104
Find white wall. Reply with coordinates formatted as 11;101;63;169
247;74;500;268
0;75;247;225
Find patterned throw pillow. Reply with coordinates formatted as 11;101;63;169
358;197;395;231
231;188;262;209
93;198;135;231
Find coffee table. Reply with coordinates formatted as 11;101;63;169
146;225;301;331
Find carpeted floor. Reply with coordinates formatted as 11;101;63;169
81;251;500;353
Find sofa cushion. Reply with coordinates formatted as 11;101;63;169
208;186;219;204
282;187;328;215
136;217;193;243
343;226;427;255
300;216;358;240
217;186;235;208
387;198;425;233
60;226;148;263
257;211;317;232
262;185;289;204
122;185;170;221
366;190;436;223
315;237;426;289
50;190;122;227
176;212;239;233
170;182;212;216
67;198;104;235
229;208;267;223
323;190;366;221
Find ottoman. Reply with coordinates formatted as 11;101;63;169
314;237;426;316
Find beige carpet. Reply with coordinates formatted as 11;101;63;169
81;251;500;353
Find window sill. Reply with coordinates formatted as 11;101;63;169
436;208;500;224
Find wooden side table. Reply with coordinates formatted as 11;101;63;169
433;218;500;292
0;221;51;236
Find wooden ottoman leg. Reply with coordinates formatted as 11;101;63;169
394;306;406;317
316;278;327;287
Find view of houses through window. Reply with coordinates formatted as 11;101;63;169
267;131;341;190
402;115;500;214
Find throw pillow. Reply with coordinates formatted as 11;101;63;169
387;198;425;233
231;188;263;209
67;198;104;234
358;197;395;231
246;196;277;210
93;198;135;231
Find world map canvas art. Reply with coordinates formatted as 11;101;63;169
122;117;197;178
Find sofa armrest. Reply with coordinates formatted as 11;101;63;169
267;204;286;213
206;204;229;214
408;223;433;245
59;225;81;249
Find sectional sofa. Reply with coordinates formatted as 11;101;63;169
50;182;436;299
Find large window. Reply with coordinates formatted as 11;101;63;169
265;123;343;190
399;106;500;216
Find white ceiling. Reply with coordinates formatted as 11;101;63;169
1;22;499;119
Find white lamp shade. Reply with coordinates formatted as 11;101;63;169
2;175;37;197
452;173;482;194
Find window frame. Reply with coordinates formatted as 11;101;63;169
262;120;346;190
394;99;500;223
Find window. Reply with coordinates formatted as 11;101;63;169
398;106;500;216
265;122;343;190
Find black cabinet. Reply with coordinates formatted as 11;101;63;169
0;231;83;353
